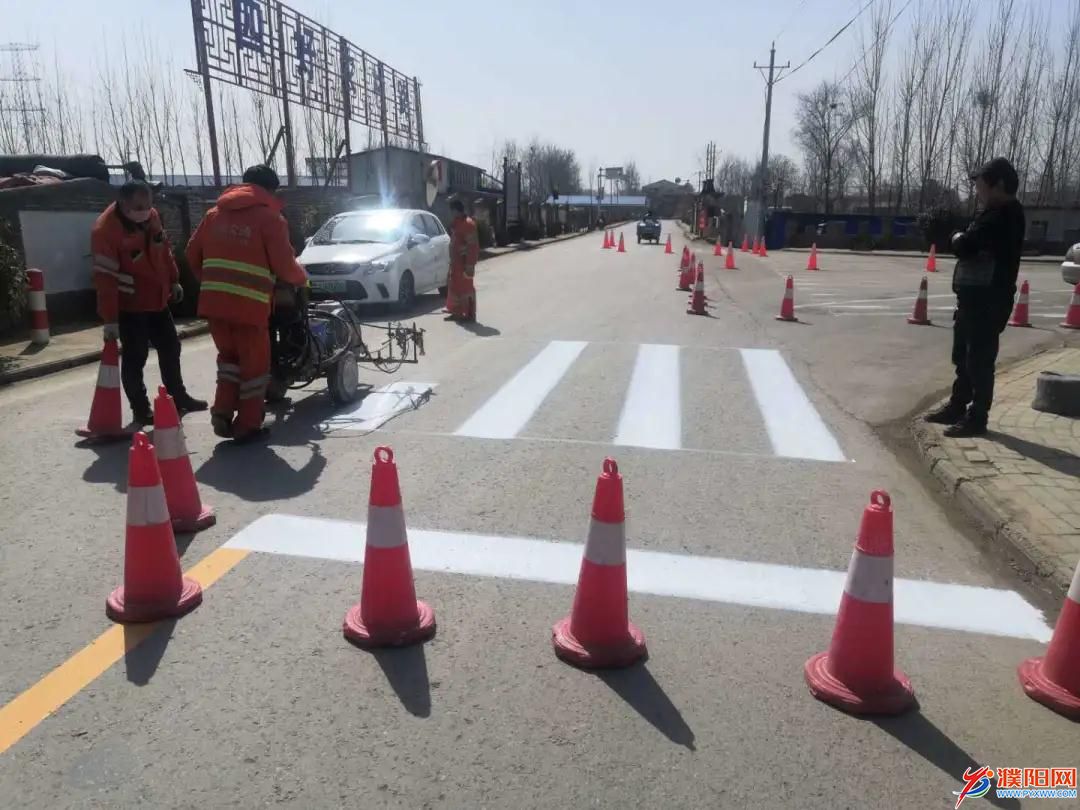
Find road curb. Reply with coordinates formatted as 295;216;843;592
0;321;211;387
911;418;1072;595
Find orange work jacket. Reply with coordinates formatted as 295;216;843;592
185;184;308;326
450;216;480;274
91;204;178;322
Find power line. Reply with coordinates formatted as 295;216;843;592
776;0;877;83
834;0;916;87
774;0;811;40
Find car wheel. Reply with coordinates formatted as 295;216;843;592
396;270;416;312
327;350;360;404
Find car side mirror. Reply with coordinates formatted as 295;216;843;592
304;236;313;248
407;233;430;248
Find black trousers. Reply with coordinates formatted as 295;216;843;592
948;301;1012;425
118;309;186;412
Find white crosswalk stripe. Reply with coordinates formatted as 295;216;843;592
442;341;847;462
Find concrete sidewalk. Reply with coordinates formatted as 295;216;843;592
0;318;210;385
914;347;1080;596
0;226;602;386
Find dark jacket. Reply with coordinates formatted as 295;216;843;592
951;198;1025;307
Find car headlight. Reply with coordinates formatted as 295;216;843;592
1068;244;1080;263
362;260;392;276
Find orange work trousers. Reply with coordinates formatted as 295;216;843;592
209;320;271;435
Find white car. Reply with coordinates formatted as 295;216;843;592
1062;242;1080;286
298;208;450;309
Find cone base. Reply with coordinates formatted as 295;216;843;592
1008;320;1032;327
106;576;203;624
1061;322;1080;330
343;600;436;649
804;651;915;716
677;285;691;292
172;505;216;534
552;616;647;670
76;426;136;443
1018;657;1080;720
907;317;932;325
775;315;798;322
687;308;707;316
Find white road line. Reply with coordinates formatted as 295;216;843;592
614;344;681;450
225;514;1052;642
455;340;587;439
323;382;436;432
739;349;846;462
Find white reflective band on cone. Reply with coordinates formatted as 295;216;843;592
1068;562;1080;603
28;290;46;311
127;485;170;527
97;363;121;388
366;505;407;548
843;550;893;604
154;426;187;461
583;519;626;566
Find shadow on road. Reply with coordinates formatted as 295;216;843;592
596;663;695;750
873;712;1020;810
987;430;1080;479
81;442;129;492
123;619;176;686
459;321;501;337
371;645;431;718
195;440;325;501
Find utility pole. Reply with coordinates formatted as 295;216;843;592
753;42;789;239
0;43;46;153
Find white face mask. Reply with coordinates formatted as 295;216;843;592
126;208;151;224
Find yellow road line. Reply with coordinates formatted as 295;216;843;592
0;547;249;756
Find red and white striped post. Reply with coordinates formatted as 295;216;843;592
27;268;49;345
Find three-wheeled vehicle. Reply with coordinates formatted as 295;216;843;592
266;285;425;405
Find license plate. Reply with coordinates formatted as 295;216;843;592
312;279;347;293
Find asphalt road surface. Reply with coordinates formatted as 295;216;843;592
0;223;1075;809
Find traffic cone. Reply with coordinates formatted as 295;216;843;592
805;491;915;715
106;432;203;623
713;240;723;256
907;277;932;325
760;239;768;258
677;259;693;292
603;230;612;249
807;244;819;271
741;234;749;252
776;275;797;322
152;386;215;533
617;232;626;253
343;447;436;648
553;458;646;669
925;244;937;273
725;243;736;270
76;338;134;443
1008;279;1032;327
687;263;707;315
751;236;760;255
1018;559;1080;719
601;230;608;249
664;234;673;254
680;246;689;270
1061;283;1080;330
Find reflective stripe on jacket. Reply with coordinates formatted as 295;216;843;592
91;203;178;322
186;184;308;326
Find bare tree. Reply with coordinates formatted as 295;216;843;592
794;80;858;213
714;155;754;197
1035;1;1080;204
913;0;976;207
621;160;641;194
848;0;892;212
889;9;930;212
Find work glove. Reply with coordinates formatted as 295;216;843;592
170;283;184;304
103;322;120;341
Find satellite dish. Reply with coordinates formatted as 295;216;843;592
424;159;441;207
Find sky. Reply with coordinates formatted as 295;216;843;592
4;0;1076;186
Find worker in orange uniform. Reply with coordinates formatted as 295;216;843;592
185;165;308;443
444;199;480;322
92;180;206;425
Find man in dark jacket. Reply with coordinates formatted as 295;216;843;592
925;157;1025;437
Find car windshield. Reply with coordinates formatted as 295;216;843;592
313;211;405;245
